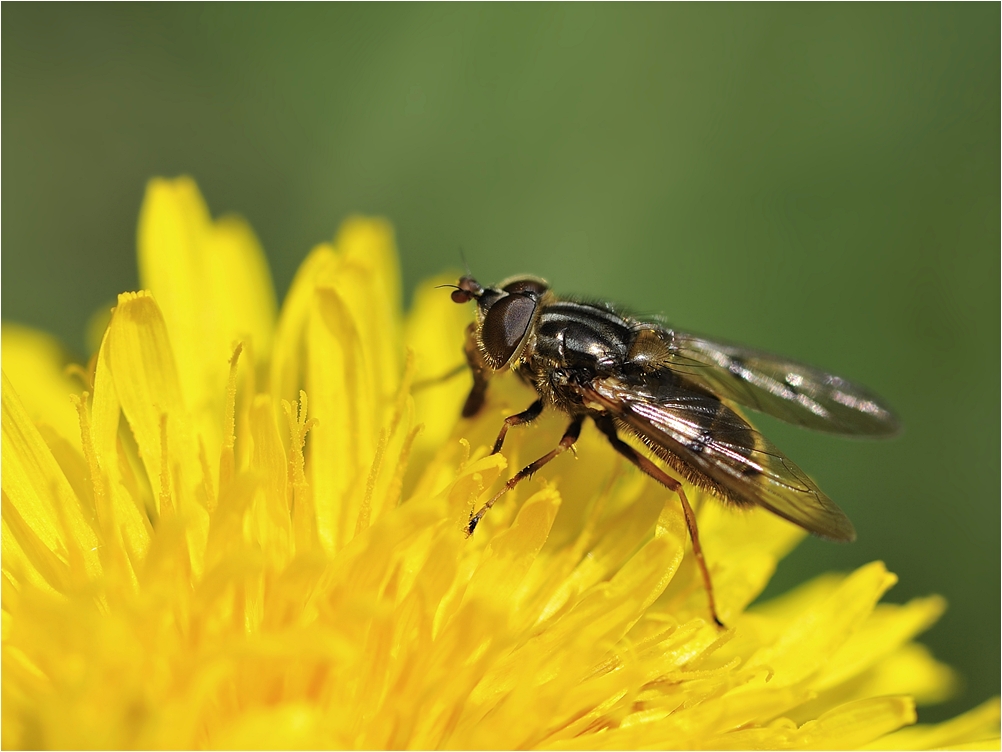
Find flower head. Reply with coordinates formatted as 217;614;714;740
2;177;998;749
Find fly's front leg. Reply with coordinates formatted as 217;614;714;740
412;362;467;392
462;323;491;418
492;398;544;454
468;417;583;535
593;415;724;628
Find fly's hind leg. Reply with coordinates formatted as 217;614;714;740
468;416;583;535
593;416;724;628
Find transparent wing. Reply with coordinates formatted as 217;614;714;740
630;326;900;436
584;374;857;541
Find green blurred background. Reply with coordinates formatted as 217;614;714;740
3;5;998;721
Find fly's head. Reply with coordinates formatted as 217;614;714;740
451;274;550;370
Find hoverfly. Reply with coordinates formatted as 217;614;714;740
447;274;900;627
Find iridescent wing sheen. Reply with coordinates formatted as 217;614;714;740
582;373;857;542
633;326;900;436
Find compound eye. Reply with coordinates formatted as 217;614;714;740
502;278;549;297
481;294;538;368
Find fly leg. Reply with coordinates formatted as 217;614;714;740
412;362;467;392
468;416;583;535
461;323;492;418
492;399;544;454
412;323;492;415
593;416;724;628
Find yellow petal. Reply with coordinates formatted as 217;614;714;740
709;696;916;750
88;326;153;571
299;219;404;553
468;509;685;745
243;394;292;562
333;216;402;401
753;570;848;620
104;291;208;570
136;177;212;403
204;214;277;359
566;684;810;751
1;323;83;454
305;285;375;552
787;643;957;726
860;643;957;705
862;697;1001;751
813;595;947;692
404;273;472;456
530;474;666;626
269;243;337;407
696;683;812;738
743;561;897;687
463;486;561;618
696;496;807;621
213;704;323;750
137;177;277;469
1;372;101;590
105;292;185;485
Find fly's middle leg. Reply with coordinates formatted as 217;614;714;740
467;416;583;535
491;398;544;454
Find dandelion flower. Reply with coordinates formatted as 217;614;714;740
2;176;998;750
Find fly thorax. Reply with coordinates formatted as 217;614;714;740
536;302;632;371
626;328;677;372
